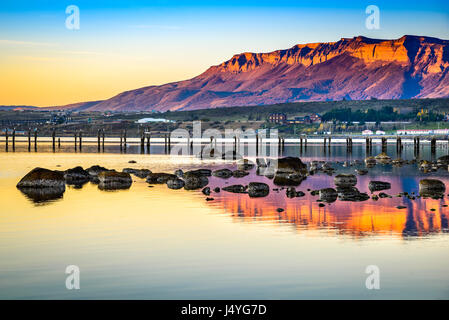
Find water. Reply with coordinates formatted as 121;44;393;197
1;142;449;299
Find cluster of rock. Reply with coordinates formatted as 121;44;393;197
16;153;449;208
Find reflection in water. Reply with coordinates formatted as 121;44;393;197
17;186;65;204
1;150;449;299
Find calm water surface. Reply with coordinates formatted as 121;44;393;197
1;142;449;299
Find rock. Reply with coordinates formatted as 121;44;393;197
205;197;214;201
232;170;249;178
336;187;370;202
248;182;269;198
212;168;233;179
419;160;432;172
128;160;137;163
368;181;391;192
166;178;185;190
202;187;211;195
365;157;377;167
276;208;284;213
437;155;449;165
213;187;220;193
122;168;152;178
355;169;368;175
392;158;405;166
378;192;390;198
86;165;110;179
286;187;297;198
273;172;305;186
17;167;65;189
146;173;177;184
319;188;338;203
318;203;326;207
396;205;407;209
375;152;391;161
174;169;184;177
334;174;357;187
64;166;90;185
184;175;209;190
185;169;212;177
237;159;255;171
419;179;446;197
256;158;267;167
276;157;307;174
98;171;132;190
222;184;247;193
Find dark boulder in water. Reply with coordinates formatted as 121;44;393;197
232;170;249;178
319;188;338;203
184;169;212;177
184;175;209;190
212;168;233;179
437;155;449;165
419;179;446;198
146;173;177;184
98;171;132;190
222;184;247;193
166;178;185;190
64;166;90;185
276;157;308;174
336;187;370;202
248;182;269;198
202;187;211;195
17;167;65;189
86;165;110;183
273;173;305;186
122;168;152;179
368;181;391;192
334;174;357;188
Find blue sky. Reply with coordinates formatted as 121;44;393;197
0;0;448;106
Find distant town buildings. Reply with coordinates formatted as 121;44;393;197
397;129;449;135
267;113;322;125
267;113;287;124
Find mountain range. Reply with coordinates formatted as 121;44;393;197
38;35;449;111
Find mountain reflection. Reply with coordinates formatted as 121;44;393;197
205;172;449;239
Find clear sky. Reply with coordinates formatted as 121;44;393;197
1;0;448;107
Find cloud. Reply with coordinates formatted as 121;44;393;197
0;39;57;47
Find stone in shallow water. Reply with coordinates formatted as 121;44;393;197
319;188;338;203
336;187;369;202
185;169;212;177
212;169;233;179
368;181;391;192
64;166;90;185
232;170;249;178
276;157;308;174
98;171;132;190
419;179;446;198
166;178;185;190
17;167;65;189
122;168;152;179
222;184;247;194
184;175;209;190
248;182;269;198
273;172;305;186
146;173;177;184
334;174;357;188
355;169;368;175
